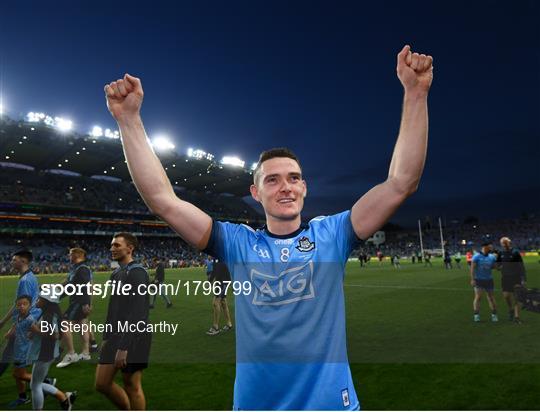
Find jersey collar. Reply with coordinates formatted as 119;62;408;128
262;222;309;239
20;269;32;278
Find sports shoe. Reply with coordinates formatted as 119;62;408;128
78;353;91;361
206;326;220;336
513;317;523;324
491;313;499;322
221;324;233;333
7;397;30;408
57;353;79;368
61;391;77;411
90;343;99;353
166;302;173;308
473;314;480;322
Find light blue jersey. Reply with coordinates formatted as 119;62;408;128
205;258;213;274
205;210;360;410
472;253;497;280
14;314;35;365
14;270;41;322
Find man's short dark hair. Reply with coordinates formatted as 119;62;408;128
70;247;87;258
13;249;33;262
16;295;32;304
253;147;302;184
114;232;138;251
481;241;492;247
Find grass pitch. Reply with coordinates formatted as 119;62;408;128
1;257;539;410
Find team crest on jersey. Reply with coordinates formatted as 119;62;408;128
250;261;315;306
295;236;315;252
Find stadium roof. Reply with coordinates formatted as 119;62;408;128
0;116;254;197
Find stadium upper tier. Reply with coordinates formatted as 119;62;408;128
0;166;261;223
0;115;256;197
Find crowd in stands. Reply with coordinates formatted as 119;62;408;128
1;165;538;275
354;215;540;260
0;237;206;275
1;213;538;275
0;167;260;222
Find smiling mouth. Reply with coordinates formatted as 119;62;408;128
277;198;295;204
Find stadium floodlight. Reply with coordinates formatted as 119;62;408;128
0;103;3;115
43;115;55;127
187;147;214;161
104;128;120;139
55;117;72;132
251;162;258;171
91;126;103;137
26;112;73;132
26;112;45;122
151;135;175;151
221;156;245;168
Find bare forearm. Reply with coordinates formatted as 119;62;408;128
116;114;212;249
105;75;212;249
388;91;428;192
116;115;175;215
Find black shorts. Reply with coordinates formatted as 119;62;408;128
474;279;494;291
502;276;522;293
64;302;86;322
98;333;152;374
213;280;228;298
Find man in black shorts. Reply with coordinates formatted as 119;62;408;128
206;258;233;336
57;248;93;368
497;237;527;323
149;257;172;309
95;233;152;410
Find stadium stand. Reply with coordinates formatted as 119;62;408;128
355;216;540;260
0;114;263;274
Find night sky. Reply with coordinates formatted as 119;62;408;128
1;0;538;225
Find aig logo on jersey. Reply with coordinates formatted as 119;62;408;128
250;261;315;306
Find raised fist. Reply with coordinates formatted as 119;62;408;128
396;45;434;94
105;73;144;121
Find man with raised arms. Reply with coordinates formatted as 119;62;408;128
104;44;433;410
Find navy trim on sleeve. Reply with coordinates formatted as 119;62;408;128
203;220;219;257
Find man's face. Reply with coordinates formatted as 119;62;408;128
11;256;26;273
16;298;30;316
482;244;492;254
69;250;80;264
500;238;511;250
250;157;307;222
110;236;133;262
